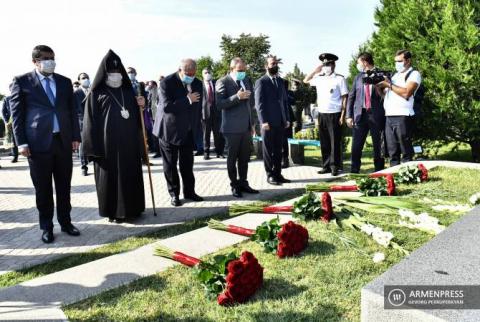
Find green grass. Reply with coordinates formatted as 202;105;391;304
0;190;301;289
63;167;480;322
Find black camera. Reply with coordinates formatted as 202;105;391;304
362;69;392;85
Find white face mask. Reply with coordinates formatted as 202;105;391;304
204;74;212;81
38;60;56;74
395;61;405;72
323;66;332;75
356;63;365;73
80;79;90;88
106;73;123;88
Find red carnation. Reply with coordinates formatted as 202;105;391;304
386;174;395;196
418;163;428;181
227;259;244;275
217;292;234;306
321;192;333;222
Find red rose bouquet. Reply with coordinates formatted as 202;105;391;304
306;174;396;196
154;246;263;306
229;192;333;222
208;217;309;258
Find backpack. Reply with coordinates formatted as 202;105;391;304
405;70;425;118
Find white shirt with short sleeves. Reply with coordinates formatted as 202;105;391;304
309;73;348;113
384;67;422;116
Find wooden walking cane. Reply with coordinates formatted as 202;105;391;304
137;87;157;216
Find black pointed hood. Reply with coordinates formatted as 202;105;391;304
90;49;133;91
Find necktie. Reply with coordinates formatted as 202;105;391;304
236;80;242;89
44;77;55;106
44;77;60;133
365;84;371;110
208;82;214;104
273;77;278;87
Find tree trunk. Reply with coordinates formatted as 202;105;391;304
470;140;480;163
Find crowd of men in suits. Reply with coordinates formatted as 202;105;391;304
1;44;421;243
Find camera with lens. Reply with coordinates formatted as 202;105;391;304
362;69;392;85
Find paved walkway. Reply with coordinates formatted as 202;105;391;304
0;153;325;274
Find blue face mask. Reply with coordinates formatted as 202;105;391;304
182;74;195;84
235;71;246;81
395;61;405;72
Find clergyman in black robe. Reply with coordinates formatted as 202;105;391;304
82;50;145;222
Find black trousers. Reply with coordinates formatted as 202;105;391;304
78;120;89;170
159;133;195;198
385;116;414;166
351;109;385;172
261;126;284;179
11;133;18;158
282;125;293;161
318;112;342;171
224;131;251;188
203;116;225;155
28;135;73;231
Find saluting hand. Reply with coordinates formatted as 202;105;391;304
187;92;201;103
237;89;251;100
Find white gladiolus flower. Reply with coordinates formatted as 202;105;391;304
398;210;445;235
360;223;376;235
431;204;472;212
469;192;480;205
372;231;394;247
372;252;385;263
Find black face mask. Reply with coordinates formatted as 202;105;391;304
267;66;279;75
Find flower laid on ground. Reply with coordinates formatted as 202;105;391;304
229;192;333;222
335;209;409;255
469;192;480;205
398;209;445;235
348;163;428;184
208;217;309;258
307;175;396;197
333;195;425;215
421;197;473;213
154;246;263;306
372;252;385;263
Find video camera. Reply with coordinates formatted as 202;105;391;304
362;69;393;85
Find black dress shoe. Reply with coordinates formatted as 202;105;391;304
267;176;282;185
241;185;260;194
41;230;54;243
171;196;182;207
61;224;81;236
194;150;204;156
82;168;88;176
184;193;204;202
232;187;243;198
331;169;339;176
278;175;291;183
317;168;331;174
11;157;18;163
217;154;225;158
152;153;161;158
204;154;210;160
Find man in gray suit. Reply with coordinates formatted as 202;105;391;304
216;57;259;198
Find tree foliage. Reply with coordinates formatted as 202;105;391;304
352;0;480;161
217;33;271;81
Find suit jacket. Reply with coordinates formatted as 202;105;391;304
202;80;217;121
73;87;87;123
254;75;289;127
216;75;254;134
152;72;203;145
9;70;81;153
1;96;11;122
346;72;385;125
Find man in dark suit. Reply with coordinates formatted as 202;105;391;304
255;55;291;185
10;45;81;243
216;57;259;198
153;58;204;207
73;72;90;176
201;68;224;160
346;52;386;173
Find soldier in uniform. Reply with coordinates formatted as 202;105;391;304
304;53;348;176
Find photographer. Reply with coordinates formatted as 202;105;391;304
377;49;421;166
346;52;386;173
